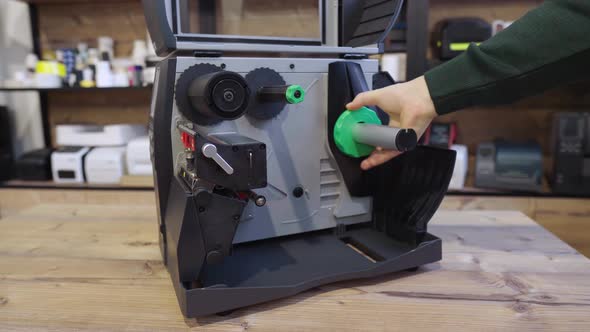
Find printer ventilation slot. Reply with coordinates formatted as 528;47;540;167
320;158;341;208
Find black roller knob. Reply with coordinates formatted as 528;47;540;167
245;68;289;120
175;65;250;125
187;71;250;123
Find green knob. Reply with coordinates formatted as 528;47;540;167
285;85;305;104
333;107;381;158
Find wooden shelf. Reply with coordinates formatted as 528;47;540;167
0;86;152;92
0;179;153;191
384;43;407;53
446;187;590;199
2;179;589;198
19;0;139;4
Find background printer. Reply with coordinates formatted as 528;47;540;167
475;140;543;192
552;112;590;195
126;136;152;176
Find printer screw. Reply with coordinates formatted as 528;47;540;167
289;64;295;69
255;196;266;207
221;63;226;69
223;90;235;102
293;186;304;198
198;207;205;213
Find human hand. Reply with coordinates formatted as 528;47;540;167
346;76;437;170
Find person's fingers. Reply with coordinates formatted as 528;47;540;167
388;112;401;123
388;117;401;128
400;108;427;137
360;149;401;170
346;90;379;110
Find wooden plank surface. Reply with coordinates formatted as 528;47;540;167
442;195;590;258
532;198;590;259
2;189;588;258
0;189;155;218
1;203;590;331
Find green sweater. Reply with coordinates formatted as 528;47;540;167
424;0;590;115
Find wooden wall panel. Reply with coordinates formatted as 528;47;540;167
437;106;568;156
37;1;147;58
434;82;590;162
429;0;541;25
216;0;319;38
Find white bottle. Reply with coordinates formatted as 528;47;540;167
131;40;148;67
95;61;113;88
97;36;114;61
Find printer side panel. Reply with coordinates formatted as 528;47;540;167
168;57;378;244
149;58;177;263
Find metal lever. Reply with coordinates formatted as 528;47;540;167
201;143;234;175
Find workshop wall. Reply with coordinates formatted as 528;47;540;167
37;1;147;58
34;0;587;153
33;0;321;146
216;0;319;38
35;0;151;146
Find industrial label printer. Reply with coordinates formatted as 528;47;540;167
143;0;455;317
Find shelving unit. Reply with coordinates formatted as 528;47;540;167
0;0;153;190
409;0;590;199
0;0;585;261
2;0;425;191
3;0;588;199
0;86;151;92
0;179;152;191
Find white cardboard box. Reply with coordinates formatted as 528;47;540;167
51;146;91;183
56;124;147;147
126;136;153;176
84;146;127;184
449;144;469;190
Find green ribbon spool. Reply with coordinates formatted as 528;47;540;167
333;106;382;158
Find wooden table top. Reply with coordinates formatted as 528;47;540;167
1;203;589;331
